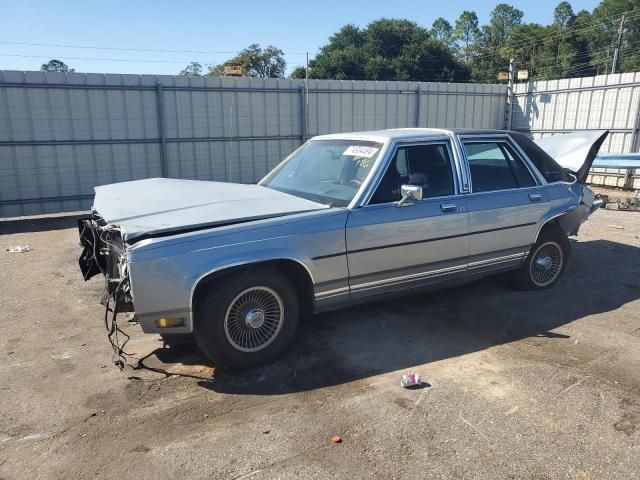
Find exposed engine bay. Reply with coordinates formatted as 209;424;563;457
78;214;134;367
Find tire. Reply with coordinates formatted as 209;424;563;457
511;227;571;290
193;266;300;370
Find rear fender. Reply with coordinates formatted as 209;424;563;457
535;184;601;242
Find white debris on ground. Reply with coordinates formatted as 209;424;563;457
6;245;32;253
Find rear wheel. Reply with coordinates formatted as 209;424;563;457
193;267;299;370
511;228;570;290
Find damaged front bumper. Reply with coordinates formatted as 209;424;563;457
78;214;134;313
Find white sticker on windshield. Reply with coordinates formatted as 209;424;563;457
343;145;379;158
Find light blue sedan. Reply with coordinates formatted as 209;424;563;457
79;128;607;369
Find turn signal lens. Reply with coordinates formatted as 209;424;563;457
156;317;185;328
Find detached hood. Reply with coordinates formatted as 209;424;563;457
92;178;328;242
534;130;608;183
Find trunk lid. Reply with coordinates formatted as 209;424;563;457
92;178;328;242
533;130;609;183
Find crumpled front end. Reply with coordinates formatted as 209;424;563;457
78;213;133;313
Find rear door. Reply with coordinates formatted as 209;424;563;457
460;135;548;274
346;140;469;299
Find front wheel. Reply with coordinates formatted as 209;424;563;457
194;267;300;370
511;228;570;290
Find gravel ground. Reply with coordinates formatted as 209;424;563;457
1;209;639;479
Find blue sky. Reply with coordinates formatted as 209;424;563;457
0;0;602;75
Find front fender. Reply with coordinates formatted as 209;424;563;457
126;210;348;333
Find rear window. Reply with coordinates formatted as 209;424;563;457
510;132;572;183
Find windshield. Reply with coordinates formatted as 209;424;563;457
261;139;384;207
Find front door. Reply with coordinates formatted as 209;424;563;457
346;141;469;299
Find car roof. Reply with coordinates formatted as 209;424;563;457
312;128;510;143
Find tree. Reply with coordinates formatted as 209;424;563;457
487;3;524;45
309;19;469;81
289;66;307;79
591;0;640;73
453;11;481;61
207;64;225;77
208;44;286;78
554;1;576;29
179;62;203;76
469;4;523;82
431;17;454;48
306;24;367;79
40;59;72;73
547;2;578;77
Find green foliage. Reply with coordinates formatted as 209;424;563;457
465;0;639;81
196;0;640;83
309;19;469;81
208;44;286;78
289;66;307;79
487;3;524;45
591;0;640;72
431;17;454;48
40;59;73;73
453;10;481;61
554;2;576;29
179;62;203;76
466;4;523;82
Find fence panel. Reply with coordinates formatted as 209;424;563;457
0;71;507;216
512;72;640;187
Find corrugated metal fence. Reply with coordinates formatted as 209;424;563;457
512;72;640;189
0;70;506;217
2;70;640;217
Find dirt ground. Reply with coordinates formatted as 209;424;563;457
1;208;639;480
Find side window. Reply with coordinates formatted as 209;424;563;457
464;141;536;193
370;143;455;204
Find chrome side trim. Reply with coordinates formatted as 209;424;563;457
462;185;545;198
314;286;350;299
188;257;315;327
467;252;525;268
350;252;527;294
350;264;463;292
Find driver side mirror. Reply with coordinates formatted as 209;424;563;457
396;184;423;207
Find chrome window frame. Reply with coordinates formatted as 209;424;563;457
458;133;548;195
356;137;464;208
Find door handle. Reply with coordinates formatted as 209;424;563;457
440;203;457;213
529;193;542;202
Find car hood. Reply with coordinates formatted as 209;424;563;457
534;130;608;183
92;178;328;242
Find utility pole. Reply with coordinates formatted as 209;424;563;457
506;58;515;130
611;15;625;74
305;52;309;140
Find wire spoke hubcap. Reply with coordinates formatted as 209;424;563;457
224;286;284;352
530;241;563;287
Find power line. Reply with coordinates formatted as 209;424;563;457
470;9;640;61
517;38;640;69
5;7;638;65
0;53;221;64
0;40;312;56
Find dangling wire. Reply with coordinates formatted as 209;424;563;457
103;277;133;369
